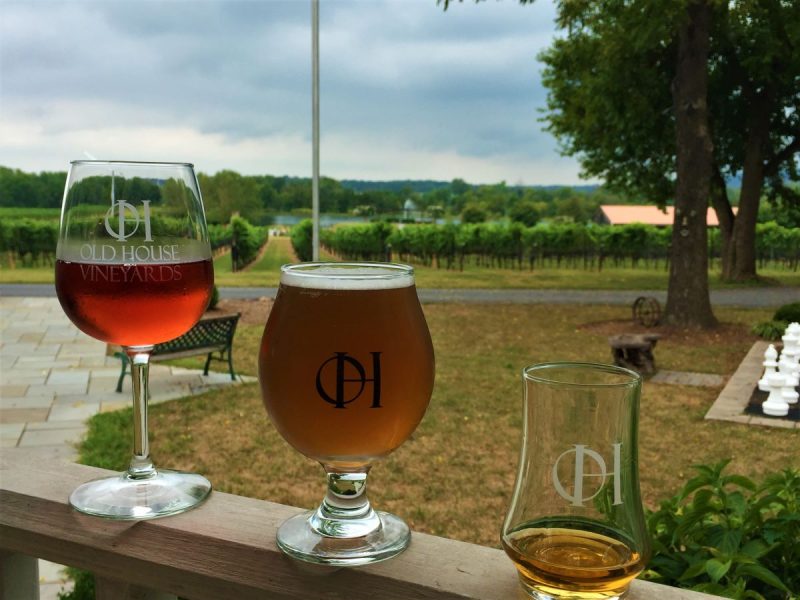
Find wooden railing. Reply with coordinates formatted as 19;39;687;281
0;448;717;600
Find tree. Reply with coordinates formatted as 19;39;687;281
444;0;800;327
450;178;471;197
161;178;191;215
536;0;798;285
508;200;540;227
461;202;488;223
708;2;800;281
199;170;261;222
665;0;718;328
553;194;598;224
534;0;724;327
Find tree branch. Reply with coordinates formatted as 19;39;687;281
764;136;800;178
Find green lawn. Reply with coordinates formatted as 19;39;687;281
77;303;798;549
211;235;297;286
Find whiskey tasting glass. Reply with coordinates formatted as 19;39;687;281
502;362;651;599
56;160;214;519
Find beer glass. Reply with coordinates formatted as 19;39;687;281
259;262;435;565
55;160;214;519
502;363;651;599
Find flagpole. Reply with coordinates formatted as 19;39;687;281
311;0;320;261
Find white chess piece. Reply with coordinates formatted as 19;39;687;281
782;327;799;354
782;379;799;406
781;325;800;378
758;344;779;392
782;345;800;380
779;351;799;389
763;372;789;417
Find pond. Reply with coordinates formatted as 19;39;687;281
272;214;369;227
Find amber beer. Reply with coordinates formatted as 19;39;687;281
55;258;213;347
503;522;645;599
259;264;435;468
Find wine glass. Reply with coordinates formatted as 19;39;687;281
55;160;214;519
258;262;435;565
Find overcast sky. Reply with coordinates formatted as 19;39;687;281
0;0;595;185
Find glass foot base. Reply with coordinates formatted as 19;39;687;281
276;510;410;566
69;469;212;520
519;580;629;600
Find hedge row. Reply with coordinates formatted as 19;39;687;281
208;224;233;250
290;219;313;262
0;219;59;266
1;217;240;266
230;216;269;271
317;221;800;270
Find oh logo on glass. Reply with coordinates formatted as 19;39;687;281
104;199;154;242
315;352;382;409
552;443;623;507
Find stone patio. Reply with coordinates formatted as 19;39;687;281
0;296;255;598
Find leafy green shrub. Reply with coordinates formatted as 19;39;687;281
57;568;93;600
0;218;59;265
774;303;800;324
508;200;540;227
230;216;268;270
321;222;393;261
208;285;220;310
460;202;487;224
290;219;313;262
207;223;232;250
644;461;799;599
752;321;790;341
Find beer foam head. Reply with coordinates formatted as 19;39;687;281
281;262;414;290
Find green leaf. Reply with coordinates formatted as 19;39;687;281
679;560;708;581
679;475;713;501
724;491;747;517
691;581;733;596
676;508;711;539
639;569;663;582
752;492;787;512
692;488;715;510
735;563;791;593
723;474;757;491
739;539;772;559
706;558;732;583
709;528;742;556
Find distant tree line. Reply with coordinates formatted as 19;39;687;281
3;166;796;230
0;166;673;226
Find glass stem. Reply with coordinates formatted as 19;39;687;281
126;346;156;479
310;469;381;538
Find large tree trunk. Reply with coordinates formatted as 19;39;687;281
664;0;718;329
710;165;734;278
725;91;772;281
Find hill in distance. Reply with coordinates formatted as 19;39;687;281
337;179;601;194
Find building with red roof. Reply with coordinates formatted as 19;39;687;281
595;205;733;227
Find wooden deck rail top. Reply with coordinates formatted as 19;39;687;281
0;448;717;600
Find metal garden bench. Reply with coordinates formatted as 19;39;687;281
111;313;242;392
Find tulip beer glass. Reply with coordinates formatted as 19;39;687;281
56;160;214;519
259;262;435;565
502;363;651;599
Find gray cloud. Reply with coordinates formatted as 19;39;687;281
0;0;590;184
